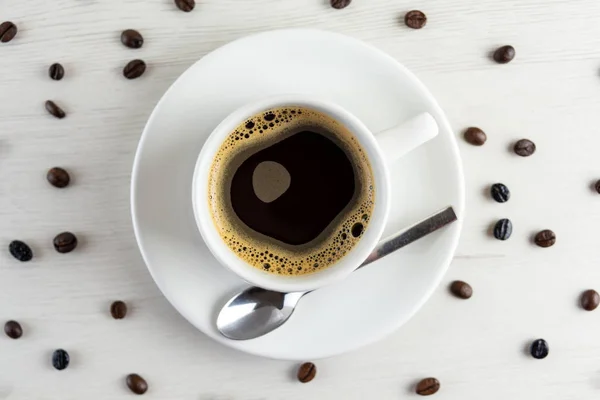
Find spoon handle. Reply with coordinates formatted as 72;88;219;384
359;206;457;268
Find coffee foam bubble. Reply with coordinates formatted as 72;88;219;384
208;106;375;276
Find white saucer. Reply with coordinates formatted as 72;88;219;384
131;28;465;360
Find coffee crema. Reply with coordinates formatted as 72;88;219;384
208;106;375;276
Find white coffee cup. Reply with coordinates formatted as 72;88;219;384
192;95;438;293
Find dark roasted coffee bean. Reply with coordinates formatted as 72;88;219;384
581;289;600;311
297;362;316;383
9;240;33;262
514;139;536;156
450;280;472;299
530;339;549;359
4;320;23;339
110;301;128;319
493;218;512;240
595;180;600;194
126;374;148;394
48;63;64;80
491;183;510;203
0;21;17;43
493;45;515;64
47;167;70;188
534;229;556;248
331;0;351;9
53;232;78;253
121;29;144;49
52;349;70;370
123;59;146;79
405;10;427;29
45;100;66;119
464;127;486;146
174;0;195;12
416;377;440;396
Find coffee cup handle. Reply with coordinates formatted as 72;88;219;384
374;112;439;164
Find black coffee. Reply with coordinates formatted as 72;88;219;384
230;130;355;245
208;106;375;276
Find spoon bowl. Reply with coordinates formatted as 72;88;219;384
217;288;304;340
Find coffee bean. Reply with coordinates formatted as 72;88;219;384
330;0;351;9
48;63;64;81
4;320;23;339
121;29;144;49
126;374;148;395
297;362;316;383
174;0;195;12
450;280;472;299
405;10;427;29
530;339;549;359
9;240;33;262
123;59;146;79
53;232;78;253
493;218;512;240
0;21;17;43
110;301;128;319
595;180;600;194
493;45;515;64
45;100;66;119
581;289;600;311
464;127;486;146
514;139;536;157
416;377;440;396
491;183;510;203
534;229;556;248
47;167;70;188
52;349;70;370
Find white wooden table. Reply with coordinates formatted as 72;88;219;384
2;0;600;398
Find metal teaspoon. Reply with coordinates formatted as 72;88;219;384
216;206;457;340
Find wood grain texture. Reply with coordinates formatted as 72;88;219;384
2;0;600;398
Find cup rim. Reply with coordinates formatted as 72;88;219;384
192;94;391;293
